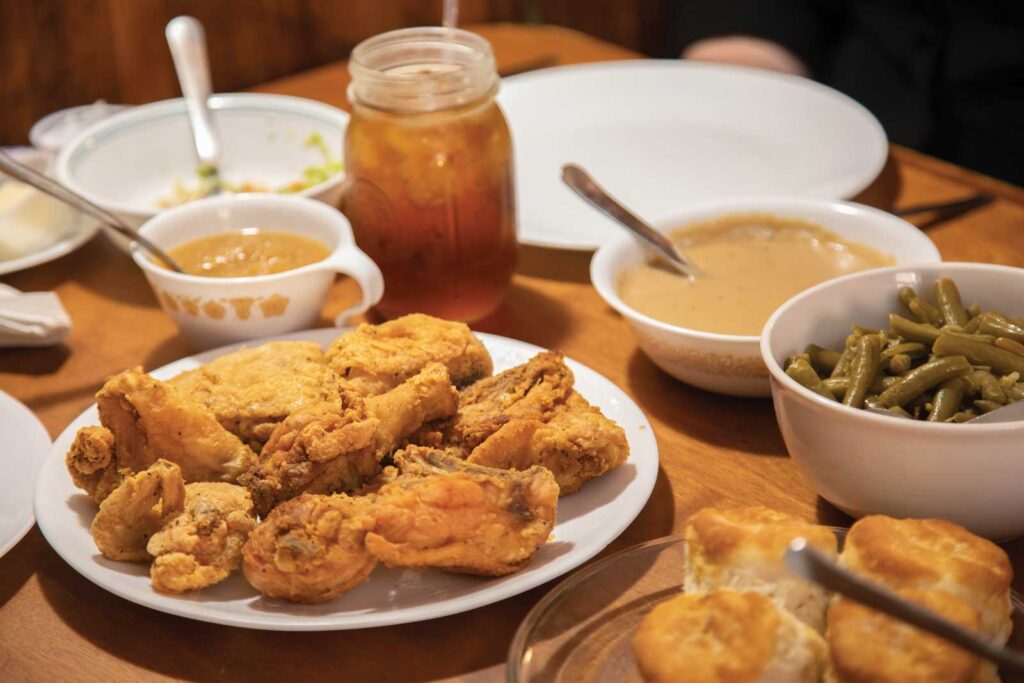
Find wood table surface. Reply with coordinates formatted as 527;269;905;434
2;22;1024;683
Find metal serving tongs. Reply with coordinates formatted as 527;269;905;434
0;149;184;272
561;163;701;280
786;538;1024;678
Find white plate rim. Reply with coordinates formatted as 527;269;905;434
34;328;659;631
498;59;889;251
0;389;51;558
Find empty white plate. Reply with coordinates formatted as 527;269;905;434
497;61;888;250
0;389;50;558
34;329;658;631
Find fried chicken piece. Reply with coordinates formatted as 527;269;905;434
325;313;492;396
442;350;575;450
364;447;559;576
169;342;342;450
242;494;376;604
147;483;256;593
239;363;458;517
466;392;629;494
90;459;186;562
65;426;124;503
96;368;257;484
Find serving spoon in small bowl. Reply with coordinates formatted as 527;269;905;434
561;163;701;280
0;149;185;272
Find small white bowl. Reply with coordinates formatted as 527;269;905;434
590;196;942;397
761;263;1024;540
133;194;383;350
55;93;348;246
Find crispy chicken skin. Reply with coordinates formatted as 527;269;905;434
96;368;257;484
466;392;629;494
325;313;492;396
90;459;186;562
239;363;458;517
425;352;629;494
169;342;342;450
242;494;376;604
364;447;559;576
65;426;123;503
147;483;257;593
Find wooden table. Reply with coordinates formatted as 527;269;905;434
2;23;1024;682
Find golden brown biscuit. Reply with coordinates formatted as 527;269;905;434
826;588;985;683
840;515;1012;642
633;589;827;683
684;506;839;631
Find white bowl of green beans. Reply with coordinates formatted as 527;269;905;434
761;263;1024;540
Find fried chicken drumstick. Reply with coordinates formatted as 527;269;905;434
239;363;459;517
364;447;559;576
147;482;257;593
242;494;376;604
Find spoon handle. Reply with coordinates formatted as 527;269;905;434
0;150;185;273
561;163;699;277
166;16;220;176
785;539;1024;676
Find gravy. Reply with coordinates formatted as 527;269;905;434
165;229;331;278
617;214;893;336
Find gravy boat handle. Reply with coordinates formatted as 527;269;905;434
327;245;384;325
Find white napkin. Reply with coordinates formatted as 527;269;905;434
0;284;71;347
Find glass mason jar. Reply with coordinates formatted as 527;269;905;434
342;27;518;322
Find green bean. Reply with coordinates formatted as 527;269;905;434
899;286;942;325
961;316;983;334
824;376;891;400
946;411;977;423
974;399;1002;414
888;353;912;374
877;355;972;407
967;303;983;319
933;331;1024;376
888;405;913;418
927;378;966;422
978;315;1024;343
786;359;835;400
970;369;1006;404
934;278;969;327
787;352;812;368
843;334;882;408
995;337;1024;357
880;342;927;360
830;345;854;379
1007;384;1024;402
805;344;841;374
889;314;940;344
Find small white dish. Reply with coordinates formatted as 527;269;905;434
133;193;384;350
591;196;941;397
34;329;659;631
761;263;1024;539
497;61;889;251
54;93;348;247
0;149;100;275
0;389;51;559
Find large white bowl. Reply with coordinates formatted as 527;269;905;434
54;93;348;245
590;196;942;397
761;263;1024;540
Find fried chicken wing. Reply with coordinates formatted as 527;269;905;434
90;459;186;562
364;447;558;576
147;483;257;593
467;392;629;494
169;342;342;449
239;363;458;517
96;368;257;484
325;313;492;395
242;494;376;604
424;352;629;493
65;426;123;503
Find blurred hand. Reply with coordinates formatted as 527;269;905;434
683;36;810;77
